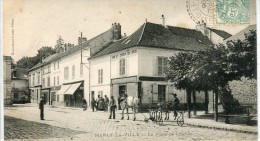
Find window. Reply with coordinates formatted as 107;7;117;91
57;76;59;85
47;77;50;87
54;77;56;86
119;58;126;75
158;85;166;102
72;65;75;79
54;62;56;70
80;64;83;76
32;74;35;86
28;75;31;86
57;95;59;102
98;69;103;84
37;72;40;85
42;67;45;74
57;61;59;69
48;65;51;72
42;78;45;87
64;67;69;80
98;91;103;97
157;57;168;76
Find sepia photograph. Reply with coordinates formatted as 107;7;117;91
2;0;258;140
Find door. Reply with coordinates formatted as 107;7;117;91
118;85;126;110
158;85;166;102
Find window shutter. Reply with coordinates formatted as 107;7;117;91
152;84;158;94
157;57;163;76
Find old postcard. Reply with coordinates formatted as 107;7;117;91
2;0;258;140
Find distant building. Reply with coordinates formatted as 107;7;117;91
11;68;29;103
3;56;12;105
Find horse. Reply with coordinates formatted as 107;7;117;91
120;96;139;121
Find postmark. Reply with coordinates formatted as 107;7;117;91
216;0;249;24
186;0;217;27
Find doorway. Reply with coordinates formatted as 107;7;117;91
118;85;126;110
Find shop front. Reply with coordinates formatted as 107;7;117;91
111;76;142;109
57;81;84;107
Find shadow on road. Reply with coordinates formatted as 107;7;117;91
4;116;87;140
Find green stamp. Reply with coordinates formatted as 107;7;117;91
216;0;249;24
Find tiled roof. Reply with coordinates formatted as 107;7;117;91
29;28;112;70
90;22;214;59
208;28;232;39
223;25;256;42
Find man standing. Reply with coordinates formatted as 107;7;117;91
91;98;97;112
39;96;45;120
108;96;116;119
104;95;109;111
173;94;180;120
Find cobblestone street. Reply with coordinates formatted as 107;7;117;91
4;104;257;141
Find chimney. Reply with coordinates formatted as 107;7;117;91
161;15;165;27
78;37;87;45
112;22;121;40
196;20;209;38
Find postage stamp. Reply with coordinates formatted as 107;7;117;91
216;0;250;24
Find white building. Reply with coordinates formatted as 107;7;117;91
28;23;122;107
89;22;231;108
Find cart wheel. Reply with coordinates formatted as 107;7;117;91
177;116;184;126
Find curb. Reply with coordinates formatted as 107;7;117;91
185;123;257;134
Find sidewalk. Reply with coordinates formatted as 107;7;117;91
35;104;259;134
113;108;258;134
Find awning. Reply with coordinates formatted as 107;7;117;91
64;82;82;95
57;85;71;95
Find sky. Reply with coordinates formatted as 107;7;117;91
3;0;257;62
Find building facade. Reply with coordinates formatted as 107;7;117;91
89;22;231;108
3;56;12;105
28;23;122;107
11;68;29;103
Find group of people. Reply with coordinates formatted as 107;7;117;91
90;95;110;112
39;93;180;121
90;95;117;119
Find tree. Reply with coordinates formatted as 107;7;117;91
166;30;256;119
16;46;56;69
55;36;64;53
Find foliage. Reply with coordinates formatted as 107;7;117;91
166;29;256;113
16;46;56;69
166;29;256;92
